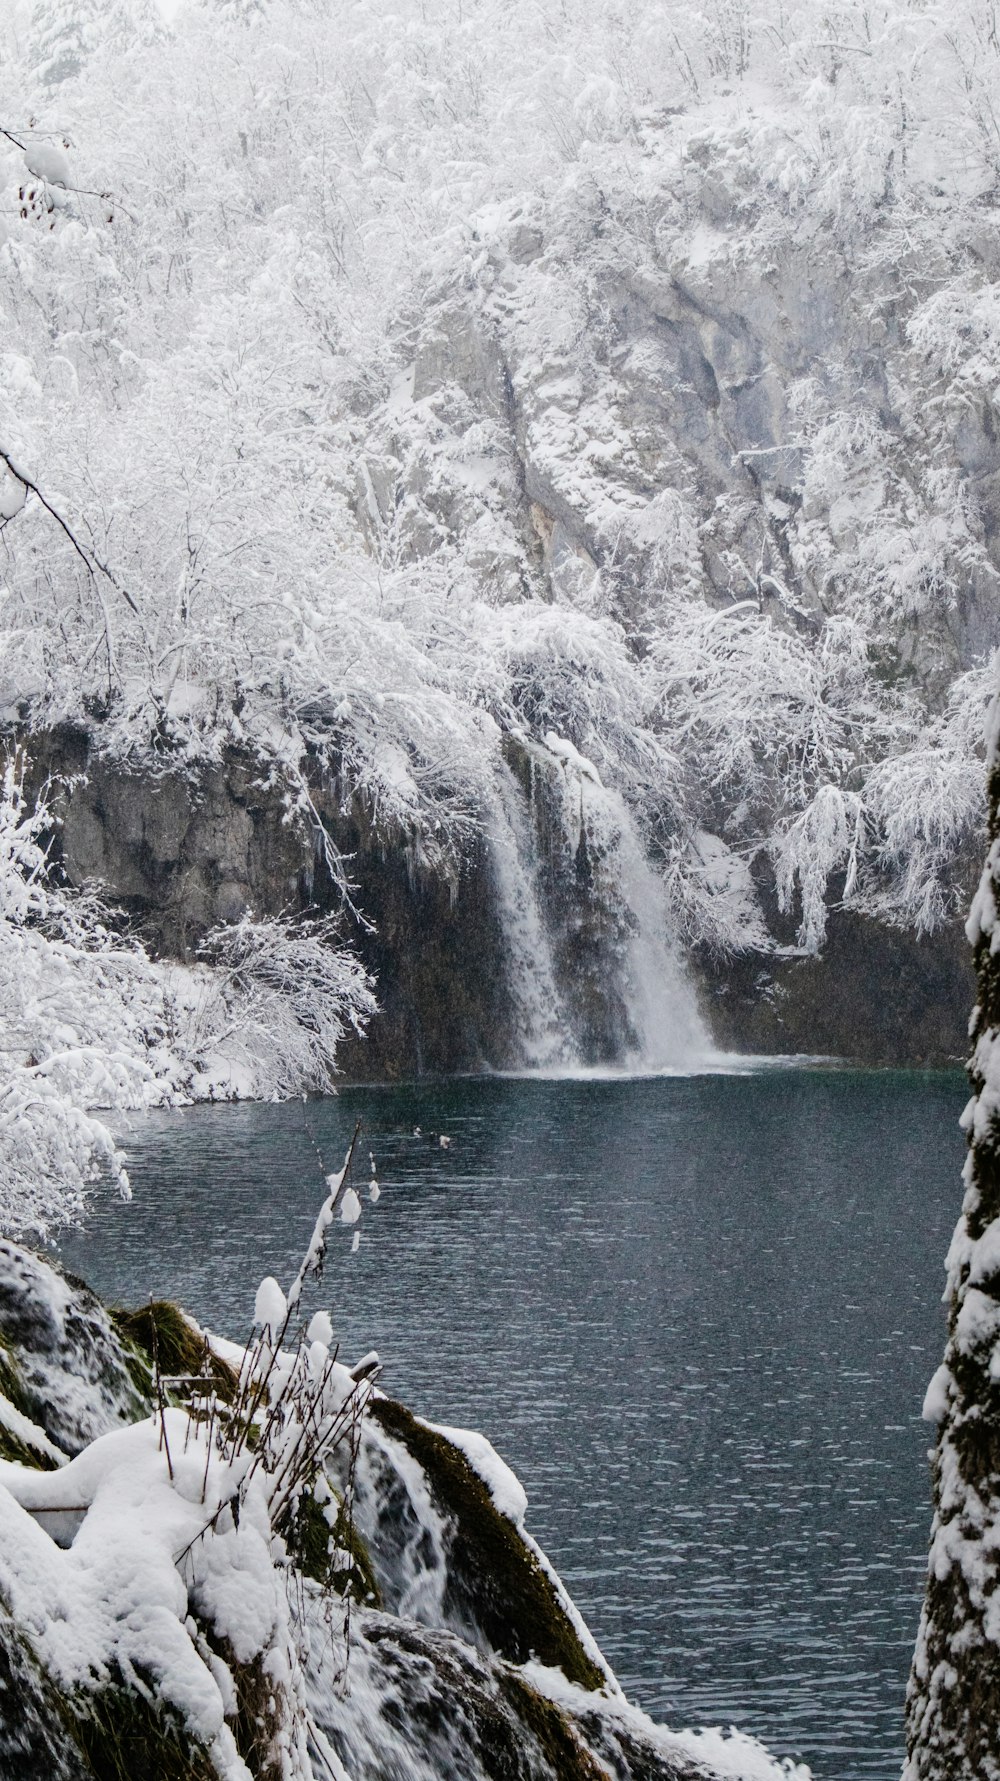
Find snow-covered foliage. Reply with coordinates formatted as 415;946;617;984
0;1145;379;1781
0;0;996;970
0;758;374;1237
906;680;1000;1777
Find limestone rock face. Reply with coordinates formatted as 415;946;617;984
359;177;1000;699
35;727;518;1078
28;725;973;1072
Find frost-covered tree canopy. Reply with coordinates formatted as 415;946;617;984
1;0;1000;1223
1;0;998;954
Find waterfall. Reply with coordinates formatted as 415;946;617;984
483;763;575;1069
516;733;713;1073
606;789;712;1069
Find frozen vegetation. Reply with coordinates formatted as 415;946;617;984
0;0;998;1215
0;755;375;1237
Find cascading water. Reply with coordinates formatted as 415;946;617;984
500;733;713;1072
483;763;575;1069
604;789;712;1069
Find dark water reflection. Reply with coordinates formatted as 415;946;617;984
57;1069;964;1781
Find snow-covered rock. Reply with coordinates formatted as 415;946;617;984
0;1239;805;1781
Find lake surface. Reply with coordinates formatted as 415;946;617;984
56;1068;964;1781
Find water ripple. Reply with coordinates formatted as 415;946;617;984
57;1067;963;1781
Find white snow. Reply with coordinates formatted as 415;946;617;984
922;1365;952;1425
0;1413;304;1781
430;1421;528;1527
0;471;26;521
254;1277;287;1337
24;143;70;188
523;1662;811;1780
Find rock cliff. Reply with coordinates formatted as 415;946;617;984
33;725;973;1070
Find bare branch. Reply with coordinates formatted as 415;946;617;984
0;446;141;618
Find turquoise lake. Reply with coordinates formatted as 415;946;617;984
57;1067;965;1781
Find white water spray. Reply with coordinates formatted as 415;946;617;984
484;764;574;1068
536;734;713;1072
607;791;712;1069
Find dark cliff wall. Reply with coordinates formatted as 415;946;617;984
33;729;515;1080
31;730;973;1073
700;914;973;1067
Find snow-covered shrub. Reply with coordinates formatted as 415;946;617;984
181;912;377;1100
772;785;865;952
0;760;374;1237
857;665;991;932
649;606;883;821
0;755;160;1235
0;1136;380;1781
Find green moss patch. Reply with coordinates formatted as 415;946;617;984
0;1422;59;1470
67;1673;217;1781
288;1484;381;1605
112;1303;238;1405
498;1670;609;1781
0;1336;30;1418
370;1397;605;1691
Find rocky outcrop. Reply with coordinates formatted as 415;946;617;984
700;911;974;1066
0;1242;802;1781
33;726;516;1079
25;725;973;1070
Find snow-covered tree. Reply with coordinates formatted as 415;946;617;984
906;681;1000;1777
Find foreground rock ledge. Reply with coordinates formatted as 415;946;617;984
0;1239;804;1781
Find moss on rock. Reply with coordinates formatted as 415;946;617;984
288;1484;381;1605
370;1397;605;1691
0;1332;32;1418
497;1670;609;1781
67;1672;218;1781
0;1424;59;1469
112;1303;238;1405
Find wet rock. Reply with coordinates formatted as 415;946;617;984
0;1243;146;1455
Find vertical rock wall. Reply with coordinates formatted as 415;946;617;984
27;727;974;1075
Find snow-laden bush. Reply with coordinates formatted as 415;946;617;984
184;913;376;1100
0;755;159;1234
0;760;374;1237
0;1135;381;1781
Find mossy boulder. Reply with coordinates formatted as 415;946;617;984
111;1301;238;1406
369;1396;606;1691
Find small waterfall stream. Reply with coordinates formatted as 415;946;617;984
486;737;712;1073
483;764;575;1069
605;788;711;1069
